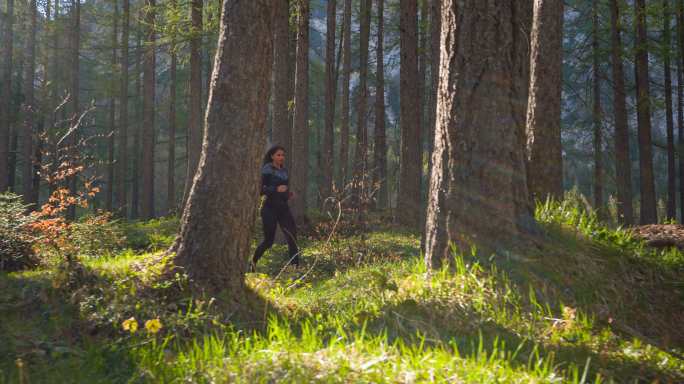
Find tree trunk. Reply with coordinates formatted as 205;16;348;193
183;0;203;207
525;0;564;202
427;0;440;176
397;0;421;228
634;0;657;224
353;0;371;210
66;0;80;220
291;0;310;222
592;0;603;214
610;0;634;225
424;0;536;268
131;20;142;219
665;0;677;220
373;0;387;209
141;0;156;220
0;0;14;191
22;0;37;205
172;0;274;294
272;0;290;161
339;0;351;189
107;0;119;212
678;0;684;223
322;0;337;200
168;34;177;214
118;0;130;215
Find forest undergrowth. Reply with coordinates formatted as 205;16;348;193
0;195;683;383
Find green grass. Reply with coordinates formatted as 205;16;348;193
1;204;683;383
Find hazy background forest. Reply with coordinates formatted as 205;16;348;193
1;0;683;382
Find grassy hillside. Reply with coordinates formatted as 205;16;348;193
1;199;683;383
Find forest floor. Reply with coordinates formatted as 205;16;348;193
1;199;683;383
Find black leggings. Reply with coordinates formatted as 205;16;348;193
253;202;300;266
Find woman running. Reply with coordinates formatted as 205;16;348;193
251;145;300;271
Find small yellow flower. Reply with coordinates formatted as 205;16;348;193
145;318;163;334
122;317;138;333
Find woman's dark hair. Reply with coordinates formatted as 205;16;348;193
263;145;286;165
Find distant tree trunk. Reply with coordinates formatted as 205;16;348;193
526;0;564;202
397;0;421;228
592;0;603;214
272;0;290;162
322;0;337;200
677;0;684;223
131;20;142;219
418;0;428;187
353;0;371;210
182;0;203;207
425;0;535;268
0;0;14;191
118;0;130;214
427;0;440;174
107;0;119;212
291;0;310;222
610;0;633;225
665;0;676;220
67;0;81;220
22;0;37;205
172;0;274;294
141;0;156;220
339;0;351;189
373;0;387;209
167;36;177;214
634;0;657;224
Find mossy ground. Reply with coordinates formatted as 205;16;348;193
1;201;682;383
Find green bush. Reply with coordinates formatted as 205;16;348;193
0;193;38;272
69;214;126;258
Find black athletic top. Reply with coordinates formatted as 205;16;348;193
261;163;290;206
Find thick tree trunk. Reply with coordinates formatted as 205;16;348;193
322;0;337;200
272;0;290;161
397;0;421;228
665;0;676;220
339;0;351;189
183;0;203;207
168;40;177;214
592;0;603;214
22;0;37;205
610;0;633;225
373;0;387;209
141;0;156;220
425;0;536;268
291;0;310;222
678;0;684;223
172;0;274;294
634;0;657;224
352;0;371;210
66;0;80;220
1;0;14;191
118;0;130;214
107;0;119;212
426;0;440;177
131;22;142;219
526;0;564;202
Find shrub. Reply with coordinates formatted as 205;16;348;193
0;193;39;272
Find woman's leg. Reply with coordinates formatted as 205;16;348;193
252;204;278;266
278;206;300;266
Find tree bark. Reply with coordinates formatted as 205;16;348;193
168;30;177;214
526;0;564;202
373;0;387;209
1;0;14;192
634;0;657;224
397;0;421;228
172;0;274;294
427;0;440;175
272;0;290;162
592;0;603;214
424;0;536;268
66;0;81;220
141;0;156;220
21;0;37;205
107;0;119;212
291;0;310;222
118;0;130;214
183;0;203;207
677;0;684;223
131;19;142;219
610;0;633;225
322;0;337;200
352;0;371;208
665;0;677;220
339;0;351;189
